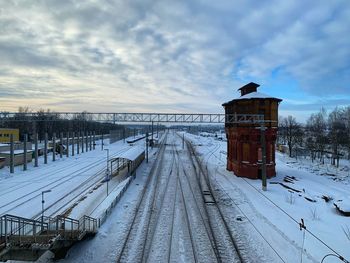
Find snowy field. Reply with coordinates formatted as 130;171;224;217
185;132;350;263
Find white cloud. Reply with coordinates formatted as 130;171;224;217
0;0;349;115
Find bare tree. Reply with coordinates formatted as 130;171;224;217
306;108;328;163
328;108;347;167
343;106;350;160
282;116;303;158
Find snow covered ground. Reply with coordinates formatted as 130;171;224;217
62;131;246;263
185;132;350;263
0;137;146;221
2;130;350;263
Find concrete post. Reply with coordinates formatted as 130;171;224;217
72;132;75;156
151;121;154;149
60;132;63;158
82;131;84;153
44;133;48;164
123;127;126;143
66;132;69;157
23;134;27;171
34;133;38;167
77;131;80;154
10;134;14;173
85;131;88;152
101;133;104;150
89;131;92;151
182;133;184;149
93;131;96;150
52;133;56;162
146;132;149;163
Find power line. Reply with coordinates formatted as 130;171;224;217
216;177;287;263
241;177;349;263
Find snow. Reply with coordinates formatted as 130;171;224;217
334;200;350;213
61;148;158;263
114;146;144;161
0;149;33;154
184;132;350;262
2;130;350;263
0;137;146;221
238;91;279;100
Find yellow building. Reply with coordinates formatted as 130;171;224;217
0;128;19;143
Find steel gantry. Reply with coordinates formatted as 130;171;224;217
0;112;266;124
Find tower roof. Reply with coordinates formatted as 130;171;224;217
222;82;282;106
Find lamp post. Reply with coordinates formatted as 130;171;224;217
41;190;52;227
104;149;110;196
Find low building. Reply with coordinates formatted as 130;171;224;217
0;128;19;143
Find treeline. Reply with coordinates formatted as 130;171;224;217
278;106;350;166
0;107;124;141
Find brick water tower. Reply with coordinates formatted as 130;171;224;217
222;82;282;179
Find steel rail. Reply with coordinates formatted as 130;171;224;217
175;146;221;262
116;132;168;262
185;138;244;262
143;142;177;262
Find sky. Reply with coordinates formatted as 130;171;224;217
0;0;349;122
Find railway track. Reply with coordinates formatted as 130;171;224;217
116;132;243;262
0;145;135;218
186;137;247;262
116;132;168;262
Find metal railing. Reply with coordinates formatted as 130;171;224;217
0;214;98;248
1;214;47;238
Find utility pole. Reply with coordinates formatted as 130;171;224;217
23;134;27;171
41;190;51;227
85;131;88;152
77;131;80;154
93;131;96;150
82;131;84;153
34;133;38;167
104;149;110;196
182;133;185;149
44;133;48;164
52;133;56;162
10;134;14;173
66;132;69;157
260;124;267;191
151;121;154;149
123;127;126;143
146;132;149;163
60;132;63;158
72;132;75;156
101;133;104;150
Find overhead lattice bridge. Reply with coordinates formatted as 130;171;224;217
0;112;267;124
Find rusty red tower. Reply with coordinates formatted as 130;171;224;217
222;82;282;179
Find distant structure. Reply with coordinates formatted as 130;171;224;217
222;82;282;179
0;128;19;143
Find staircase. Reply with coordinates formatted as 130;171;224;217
0;214;98;261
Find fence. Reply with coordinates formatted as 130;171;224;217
98;172;136;227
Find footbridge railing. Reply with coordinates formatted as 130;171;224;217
0;112;267;124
